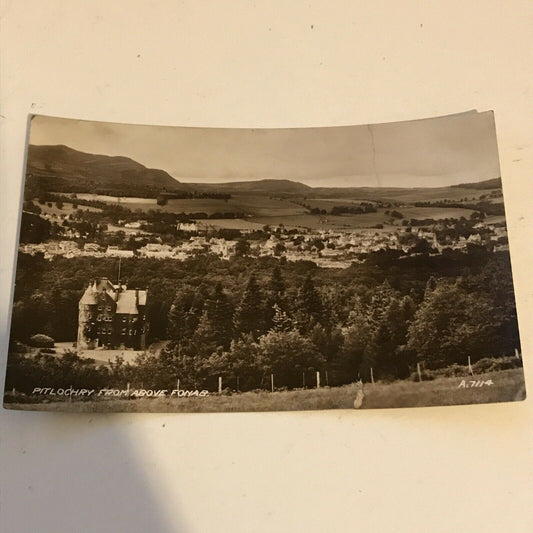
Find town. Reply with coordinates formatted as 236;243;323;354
20;200;509;269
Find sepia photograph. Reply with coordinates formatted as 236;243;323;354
3;111;526;412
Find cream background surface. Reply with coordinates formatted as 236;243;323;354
1;2;532;532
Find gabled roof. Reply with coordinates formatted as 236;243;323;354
115;289;148;314
79;278;147;313
116;290;139;315
79;287;98;305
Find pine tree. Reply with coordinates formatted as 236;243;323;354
167;294;188;341
269;266;285;297
189;310;218;358
271;303;294;332
367;279;396;329
264;266;286;330
205;283;234;348
233;274;265;338
297;275;323;330
167;288;198;341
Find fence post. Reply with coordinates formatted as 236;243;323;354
325;370;329;387
515;348;521;359
370;367;375;385
468;356;473;376
416;362;422;382
270;373;274;393
218;376;222;393
302;371;305;388
316;371;321;388
127;382;130;400
236;375;240;392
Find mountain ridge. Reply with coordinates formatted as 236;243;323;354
26;144;502;197
27;144;186;195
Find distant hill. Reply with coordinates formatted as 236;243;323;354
452;177;502;189
24;144;503;203
192;179;312;195
26;144;187;197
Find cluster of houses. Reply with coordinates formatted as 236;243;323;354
19;217;509;267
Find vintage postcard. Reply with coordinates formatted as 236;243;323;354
3;112;525;412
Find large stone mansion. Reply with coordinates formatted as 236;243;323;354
77;278;148;351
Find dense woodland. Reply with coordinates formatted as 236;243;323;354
6;248;521;392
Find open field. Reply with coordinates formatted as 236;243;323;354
73;192;307;217
105;223;151;235
34;200;102;216
196;219;266;231
308;186;502;203
250;213;386;230
386;187;501;203
251;206;476;231
58;191;486;232
5;368;525;413
399;206;475;219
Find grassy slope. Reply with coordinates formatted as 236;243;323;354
74;193;307;217
5;369;526;413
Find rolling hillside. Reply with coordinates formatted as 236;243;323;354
25;144;503;204
190;178;312;195
26;144;187;197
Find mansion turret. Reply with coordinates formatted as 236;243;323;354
77;278;148;351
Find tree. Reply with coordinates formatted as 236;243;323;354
233;274;264;338
460;255;521;354
409;238;435;255
189;310;218;357
296;275;323;329
273;242;286;256
340;312;371;381
167;291;190;341
366;296;413;379
207;333;261;390
257;329;324;388
19;212;51;244
167;286;206;341
235;238;251;257
271;303;294;332
407;281;496;368
264;266;286;329
366;279;396;329
205;283;234;348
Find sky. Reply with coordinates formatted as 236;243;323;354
28;111;500;188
